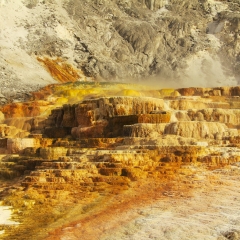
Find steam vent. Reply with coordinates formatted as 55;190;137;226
0;82;240;239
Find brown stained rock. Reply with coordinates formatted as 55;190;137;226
99;168;123;176
59;97;167;138
30;84;55;101
75;97;164;125
61;104;77;127
177;87;197;96
71;120;108;139
107;113;171;136
78;138;124;148
37;57;80;83
44;127;72;138
0;138;7;148
39;147;68;160
0;101;50;118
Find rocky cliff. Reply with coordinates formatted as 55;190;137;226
1;0;240;103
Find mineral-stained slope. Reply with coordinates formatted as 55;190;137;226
0;83;240;239
1;0;240;102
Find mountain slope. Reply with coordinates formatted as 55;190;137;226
0;0;240;102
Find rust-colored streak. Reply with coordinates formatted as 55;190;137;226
45;179;191;240
37;57;80;83
1;102;41;118
31;84;55;101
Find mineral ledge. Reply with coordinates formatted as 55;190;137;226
1;83;240;239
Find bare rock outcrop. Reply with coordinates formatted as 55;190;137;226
1;0;240;103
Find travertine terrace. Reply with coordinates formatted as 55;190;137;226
1;0;240;239
0;83;240;239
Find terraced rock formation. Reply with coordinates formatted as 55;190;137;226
0;83;240;239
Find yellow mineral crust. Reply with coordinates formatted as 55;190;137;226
1;84;240;240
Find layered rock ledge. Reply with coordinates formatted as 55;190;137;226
1;83;240;239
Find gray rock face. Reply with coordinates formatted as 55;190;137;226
0;0;240;101
58;0;240;84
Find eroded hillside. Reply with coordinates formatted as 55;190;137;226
0;0;240;103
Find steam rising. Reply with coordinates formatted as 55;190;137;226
182;50;237;88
